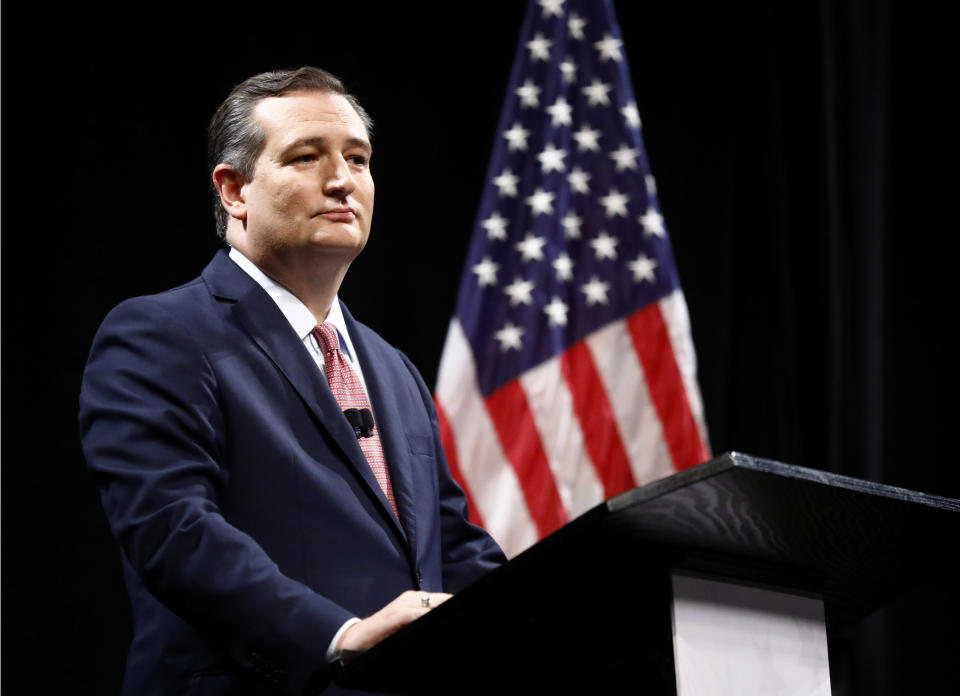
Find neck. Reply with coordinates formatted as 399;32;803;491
231;241;353;324
265;257;348;324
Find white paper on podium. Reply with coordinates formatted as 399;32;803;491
671;573;832;696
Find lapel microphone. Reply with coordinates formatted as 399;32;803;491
343;408;375;438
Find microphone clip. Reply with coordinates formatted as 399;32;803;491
343;408;375;438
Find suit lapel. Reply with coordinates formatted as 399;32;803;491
202;251;406;540
341;304;419;561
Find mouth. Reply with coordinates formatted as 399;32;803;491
318;206;356;221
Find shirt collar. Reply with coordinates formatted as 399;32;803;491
227;247;357;361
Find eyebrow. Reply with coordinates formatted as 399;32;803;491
280;136;372;155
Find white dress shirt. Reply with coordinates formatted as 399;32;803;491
228;247;363;659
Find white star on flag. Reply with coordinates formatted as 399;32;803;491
494;322;524;351
600;188;630;218
515;233;548;262
524;187;556;216
503;122;530;151
526;33;552;62
481;211;509;240
645;174;657;194
546;96;573;127
594;33;623;62
504;277;536;306
537;143;567;173
567;167;591;194
610;143;640;171
628;254;658;282
559;58;577;84
590;231;619;260
543;296;570;326
561;211;583;239
538;0;565;18
572;124;601;152
493;168;519;198
516;79;542;109
582;79;613;107
639;208;666;237
621;101;642;129
581;276;611;305
552;252;574;280
568;12;587;40
472;256;499;287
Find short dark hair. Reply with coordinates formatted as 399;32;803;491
207;67;373;238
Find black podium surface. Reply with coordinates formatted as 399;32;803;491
334;452;960;694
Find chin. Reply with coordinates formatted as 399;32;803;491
308;232;368;255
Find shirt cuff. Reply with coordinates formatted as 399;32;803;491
326;617;362;662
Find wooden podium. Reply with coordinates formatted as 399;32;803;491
333;452;960;694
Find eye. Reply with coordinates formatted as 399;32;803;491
290;153;317;164
348;154;369;166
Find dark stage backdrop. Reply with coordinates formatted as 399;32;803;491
2;1;956;694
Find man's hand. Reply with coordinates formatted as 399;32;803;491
336;590;452;652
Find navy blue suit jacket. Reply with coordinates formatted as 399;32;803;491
79;250;505;695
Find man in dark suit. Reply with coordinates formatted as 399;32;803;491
79;67;505;695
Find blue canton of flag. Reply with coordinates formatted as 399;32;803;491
436;0;710;558
457;0;678;395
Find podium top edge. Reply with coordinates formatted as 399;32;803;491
606;451;960;513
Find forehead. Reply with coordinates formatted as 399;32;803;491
253;91;369;148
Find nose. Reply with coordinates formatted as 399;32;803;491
322;154;356;200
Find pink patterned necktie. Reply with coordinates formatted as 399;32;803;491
312;322;398;519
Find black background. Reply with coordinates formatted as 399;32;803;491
3;1;956;693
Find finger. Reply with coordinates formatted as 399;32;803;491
427;592;452;607
414;591;452;611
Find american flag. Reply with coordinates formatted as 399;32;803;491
435;0;710;558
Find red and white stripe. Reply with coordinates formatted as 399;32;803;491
435;289;710;558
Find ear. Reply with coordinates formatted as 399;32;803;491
212;163;248;221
